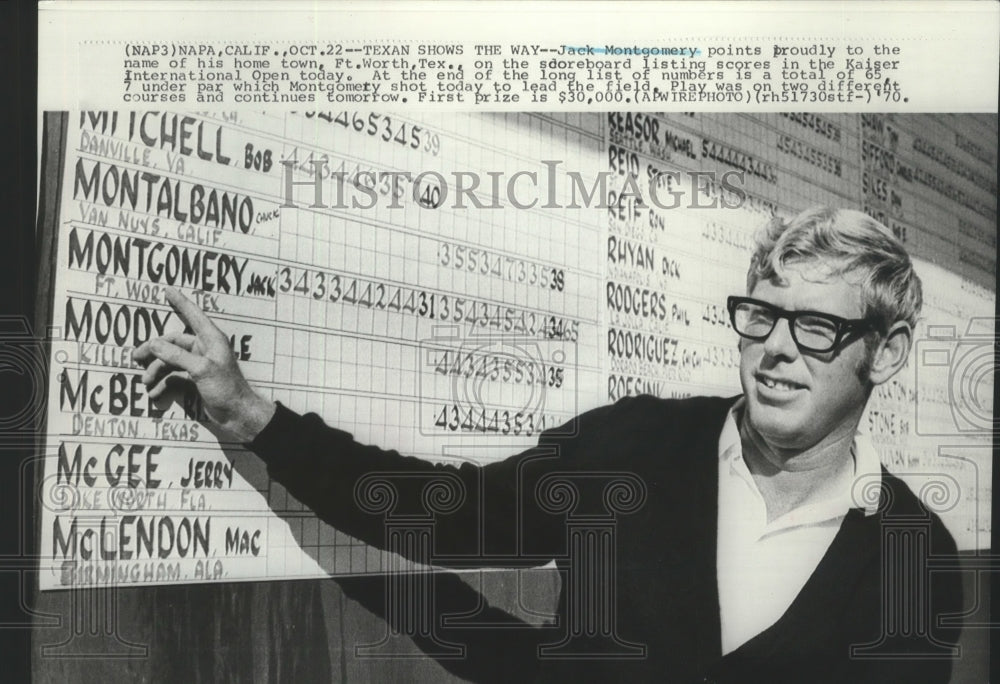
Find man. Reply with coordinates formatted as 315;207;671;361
135;207;962;683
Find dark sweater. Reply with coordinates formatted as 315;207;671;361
250;394;962;684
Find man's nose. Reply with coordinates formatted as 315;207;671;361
763;318;799;358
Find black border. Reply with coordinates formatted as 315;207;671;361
0;2;38;683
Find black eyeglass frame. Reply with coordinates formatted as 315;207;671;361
726;295;879;353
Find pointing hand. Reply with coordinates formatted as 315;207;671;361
133;287;275;442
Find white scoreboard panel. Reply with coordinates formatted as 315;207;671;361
38;112;994;589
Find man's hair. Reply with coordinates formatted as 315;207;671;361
746;206;922;332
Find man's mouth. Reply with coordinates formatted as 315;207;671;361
756;374;805;393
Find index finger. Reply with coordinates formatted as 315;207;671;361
165;287;225;343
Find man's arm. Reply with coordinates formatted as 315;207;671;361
134;287;579;564
247;400;585;562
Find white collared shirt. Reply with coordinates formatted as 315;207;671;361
716;399;881;655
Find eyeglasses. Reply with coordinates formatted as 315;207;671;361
726;296;877;353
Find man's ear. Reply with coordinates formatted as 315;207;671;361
868;321;912;385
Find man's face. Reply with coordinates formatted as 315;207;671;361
739;262;873;451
